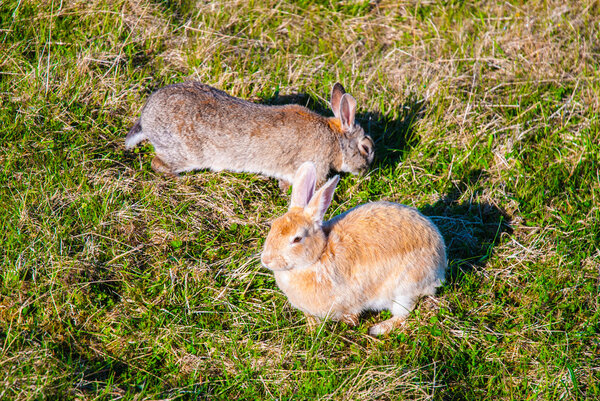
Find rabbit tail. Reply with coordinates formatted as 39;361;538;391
125;120;146;149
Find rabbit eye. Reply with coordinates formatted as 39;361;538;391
292;236;302;244
359;141;373;157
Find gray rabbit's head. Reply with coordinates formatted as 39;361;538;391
330;83;374;175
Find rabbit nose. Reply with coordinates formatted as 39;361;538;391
261;253;272;268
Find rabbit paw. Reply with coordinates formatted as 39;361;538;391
305;314;321;331
278;179;291;192
368;316;405;337
340;314;359;327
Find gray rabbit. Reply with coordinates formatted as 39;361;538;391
125;82;374;188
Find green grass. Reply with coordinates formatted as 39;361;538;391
1;0;599;399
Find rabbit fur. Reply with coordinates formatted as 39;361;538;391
261;162;447;336
125;82;374;188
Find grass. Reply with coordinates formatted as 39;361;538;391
1;0;599;399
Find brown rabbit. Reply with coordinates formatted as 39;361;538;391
261;162;447;336
125;82;374;188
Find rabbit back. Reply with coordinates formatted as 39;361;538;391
327;202;445;309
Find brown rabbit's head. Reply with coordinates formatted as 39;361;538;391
330;83;375;175
261;162;339;271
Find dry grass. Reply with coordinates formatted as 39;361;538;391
1;0;599;399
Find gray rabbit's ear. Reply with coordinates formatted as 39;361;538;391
339;93;357;131
290;162;317;209
306;175;340;223
330;83;346;119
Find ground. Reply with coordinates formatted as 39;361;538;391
0;0;599;399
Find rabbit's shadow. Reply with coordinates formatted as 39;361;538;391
420;170;513;284
264;91;425;169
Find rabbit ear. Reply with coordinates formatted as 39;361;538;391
330;83;346;119
290;162;317;209
306;175;340;222
339;93;357;131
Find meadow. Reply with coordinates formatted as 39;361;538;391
1;0;599;399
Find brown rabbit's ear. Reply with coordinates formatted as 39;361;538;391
339;93;357;131
330;83;346;119
290;162;317;209
306;175;340;222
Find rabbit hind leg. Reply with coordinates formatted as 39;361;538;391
368;295;416;336
151;155;177;177
368;316;405;336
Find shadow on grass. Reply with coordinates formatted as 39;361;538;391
420;170;513;285
52;341;130;394
51;338;175;396
264;91;425;170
